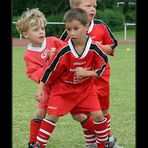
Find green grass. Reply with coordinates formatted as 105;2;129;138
113;29;135;40
13;45;135;148
109;45;135;148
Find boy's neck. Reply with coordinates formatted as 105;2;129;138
73;36;89;55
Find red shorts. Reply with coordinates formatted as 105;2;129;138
94;64;110;110
46;80;101;116
37;86;51;110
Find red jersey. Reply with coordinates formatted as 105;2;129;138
40;37;108;116
41;37;108;86
60;19;118;55
24;37;65;109
60;19;117;81
24;37;65;83
60;19;118;110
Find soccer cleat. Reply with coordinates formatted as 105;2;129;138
110;136;117;143
33;143;40;148
28;142;35;148
86;143;97;148
105;136;116;148
107;136;123;148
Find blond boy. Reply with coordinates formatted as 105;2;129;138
16;8;64;148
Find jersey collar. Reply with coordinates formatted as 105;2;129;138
27;38;46;52
68;37;92;59
87;20;94;34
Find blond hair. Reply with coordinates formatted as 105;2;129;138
16;8;47;35
69;0;81;8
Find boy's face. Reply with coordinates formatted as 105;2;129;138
23;19;45;47
73;0;97;21
65;20;88;44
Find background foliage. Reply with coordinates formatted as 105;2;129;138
12;0;136;37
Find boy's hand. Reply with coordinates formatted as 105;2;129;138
35;81;45;102
75;67;88;77
76;67;98;78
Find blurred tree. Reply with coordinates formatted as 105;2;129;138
13;0;70;16
97;0;116;10
13;0;27;16
122;0;136;22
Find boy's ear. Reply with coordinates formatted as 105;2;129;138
22;32;29;39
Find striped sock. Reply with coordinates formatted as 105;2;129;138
36;119;56;147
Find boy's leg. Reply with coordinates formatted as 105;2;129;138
80;115;97;146
90;110;109;148
72;113;97;147
74;113;117;148
72;113;108;148
99;85;118;147
28;118;42;147
104;113;111;135
28;108;46;147
29;89;49;147
93;118;108;148
104;112;117;148
34;114;59;148
34;118;56;148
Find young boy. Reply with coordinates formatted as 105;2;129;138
16;8;65;148
60;0;119;147
34;8;109;148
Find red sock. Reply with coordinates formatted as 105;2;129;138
29;118;42;143
105;113;111;136
81;116;96;146
36;119;55;148
93;118;108;148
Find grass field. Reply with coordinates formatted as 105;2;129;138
113;30;135;40
13;44;135;148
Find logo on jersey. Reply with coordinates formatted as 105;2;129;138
73;61;86;65
41;49;49;58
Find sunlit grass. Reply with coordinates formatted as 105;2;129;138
13;45;135;148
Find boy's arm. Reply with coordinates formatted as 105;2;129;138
94;44;108;77
24;55;45;83
76;67;99;78
100;23;118;56
35;81;45;103
96;41;113;55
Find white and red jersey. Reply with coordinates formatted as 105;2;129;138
24;37;65;83
60;19;118;110
60;19;118;56
87;19;118;53
41;37;108;86
60;19;117;82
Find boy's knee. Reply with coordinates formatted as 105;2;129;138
72;114;88;122
35;109;46;119
47;114;59;123
91;111;104;122
102;110;109;116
